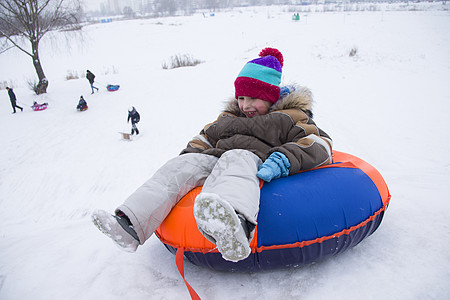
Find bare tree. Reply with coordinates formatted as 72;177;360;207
0;0;82;94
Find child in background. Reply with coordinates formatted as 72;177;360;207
92;48;332;262
77;96;88;111
31;101;48;111
127;106;140;135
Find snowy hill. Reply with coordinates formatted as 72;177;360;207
1;5;449;300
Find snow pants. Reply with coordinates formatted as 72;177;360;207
116;149;262;244
90;83;98;93
131;123;139;135
10;100;22;113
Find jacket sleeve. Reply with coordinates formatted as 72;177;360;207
204;112;290;145
204;110;332;174
180;131;214;155
270;121;332;174
179;116;221;155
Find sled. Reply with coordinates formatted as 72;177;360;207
119;132;132;140
78;105;88;111
31;103;48;111
107;84;120;92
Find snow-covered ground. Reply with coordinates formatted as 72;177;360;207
1;4;449;300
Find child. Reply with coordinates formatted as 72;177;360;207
127;106;140;135
77;96;88;111
92;48;333;262
31;101;48;111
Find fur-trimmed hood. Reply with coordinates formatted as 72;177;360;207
224;84;314;118
181;84;332;173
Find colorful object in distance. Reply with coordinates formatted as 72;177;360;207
31;102;48;111
107;84;120;91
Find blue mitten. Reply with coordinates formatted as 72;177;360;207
257;152;291;182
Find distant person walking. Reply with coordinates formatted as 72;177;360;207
127;106;140;135
86;70;99;94
6;87;23;114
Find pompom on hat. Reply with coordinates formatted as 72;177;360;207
234;47;284;104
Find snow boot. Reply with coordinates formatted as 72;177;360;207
193;193;251;262
115;210;140;241
92;209;139;252
237;213;255;241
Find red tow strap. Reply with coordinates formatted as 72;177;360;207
175;248;201;300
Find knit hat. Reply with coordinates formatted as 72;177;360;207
234;48;284;104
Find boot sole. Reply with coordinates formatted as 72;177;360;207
194;194;250;262
91;210;138;252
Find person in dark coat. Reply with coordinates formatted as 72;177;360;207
77;96;88;111
6;87;23;113
127;106;140;135
86;70;99;94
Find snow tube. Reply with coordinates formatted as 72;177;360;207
31;103;48;111
107;84;120;91
155;151;390;272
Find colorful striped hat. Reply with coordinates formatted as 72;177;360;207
234;48;284;104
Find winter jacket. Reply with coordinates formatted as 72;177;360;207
86;71;95;84
128;109;140;124
77;98;87;110
8;89;16;102
180;85;333;175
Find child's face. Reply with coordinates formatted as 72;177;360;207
237;96;271;118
